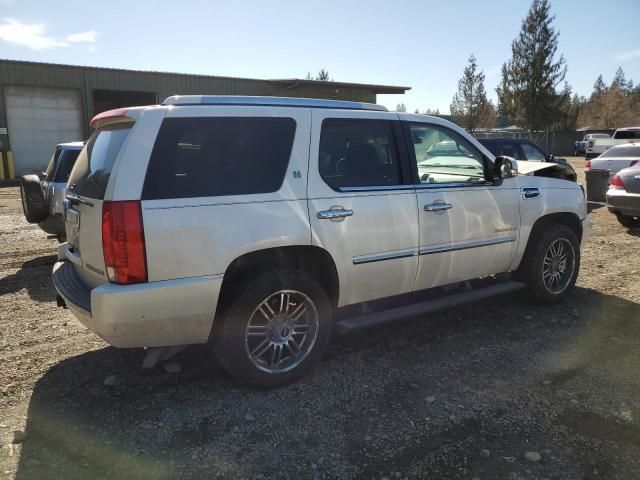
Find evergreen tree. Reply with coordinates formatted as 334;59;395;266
611;67;631;92
395;103;407;112
496;0;566;131
450;55;495;132
592;75;606;98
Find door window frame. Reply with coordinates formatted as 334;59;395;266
401;121;494;189
318;118;416;193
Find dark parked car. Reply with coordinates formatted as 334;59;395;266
478;138;577;182
606;165;640;228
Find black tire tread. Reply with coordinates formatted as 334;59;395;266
20;175;48;224
519;223;580;304
212;269;332;389
616;214;640;229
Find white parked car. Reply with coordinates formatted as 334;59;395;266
585;143;640;180
586;127;640;159
52;96;592;388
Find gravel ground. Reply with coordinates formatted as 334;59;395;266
1;158;639;480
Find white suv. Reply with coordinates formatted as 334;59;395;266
53;96;592;388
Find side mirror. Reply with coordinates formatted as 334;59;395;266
413;135;423;144
492;155;518;185
547;154;555;162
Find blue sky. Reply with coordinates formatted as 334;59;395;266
0;0;638;113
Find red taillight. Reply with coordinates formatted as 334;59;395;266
585;160;591;170
102;201;147;284
610;175;626;190
587;141;593;150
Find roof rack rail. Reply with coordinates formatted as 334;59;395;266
162;95;388;111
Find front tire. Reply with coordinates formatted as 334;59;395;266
212;269;332;388
519;224;580;304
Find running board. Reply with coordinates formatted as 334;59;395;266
334;280;526;334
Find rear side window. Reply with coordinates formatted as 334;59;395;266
53;149;80;182
319;118;401;189
601;146;640;158
68;124;132;199
142;117;296;200
615;130;640;140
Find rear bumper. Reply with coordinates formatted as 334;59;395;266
38;214;64;236
580;216;593;250
606;189;640;217
52;260;224;348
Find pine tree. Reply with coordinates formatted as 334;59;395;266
496;0;566;131
592;75;606;97
450;55;495;132
611;67;630;92
395;103;407;112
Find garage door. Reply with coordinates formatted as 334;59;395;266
5;85;83;176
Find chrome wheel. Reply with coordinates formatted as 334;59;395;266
245;290;319;374
542;238;575;294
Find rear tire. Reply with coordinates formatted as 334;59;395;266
519;224;580;304
20;175;48;224
616;214;640;229
212;269;332;388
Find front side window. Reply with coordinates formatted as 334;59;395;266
143;117;296;200
409;124;486;184
521;142;546;161
319;118;401;189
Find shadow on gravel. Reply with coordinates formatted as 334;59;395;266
0;255;57;302
13;287;640;479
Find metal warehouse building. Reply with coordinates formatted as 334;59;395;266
0;59;409;176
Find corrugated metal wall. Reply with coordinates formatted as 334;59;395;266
0;60;378;150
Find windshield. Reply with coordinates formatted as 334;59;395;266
600;146;640;158
67;124;132;199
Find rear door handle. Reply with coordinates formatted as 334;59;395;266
424;203;453;212
317;208;353;220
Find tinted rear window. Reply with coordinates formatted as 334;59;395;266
142;117;296;200
319;118;401;189
615;130;640;140
53;149;81;183
68;124;132;199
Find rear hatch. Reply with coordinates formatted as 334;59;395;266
65;122;133;288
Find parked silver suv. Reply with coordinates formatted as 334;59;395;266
53;96;591;388
20;142;83;241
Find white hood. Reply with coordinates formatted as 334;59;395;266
516;160;558;175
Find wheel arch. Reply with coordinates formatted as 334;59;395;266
512;211;582;273
217;245;340;313
530;212;583;244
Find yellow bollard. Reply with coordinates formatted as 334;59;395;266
0;152;5;180
7;151;15;179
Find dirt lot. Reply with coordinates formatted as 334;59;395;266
1;158;639;480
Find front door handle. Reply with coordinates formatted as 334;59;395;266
317;208;353;220
424;202;453;212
